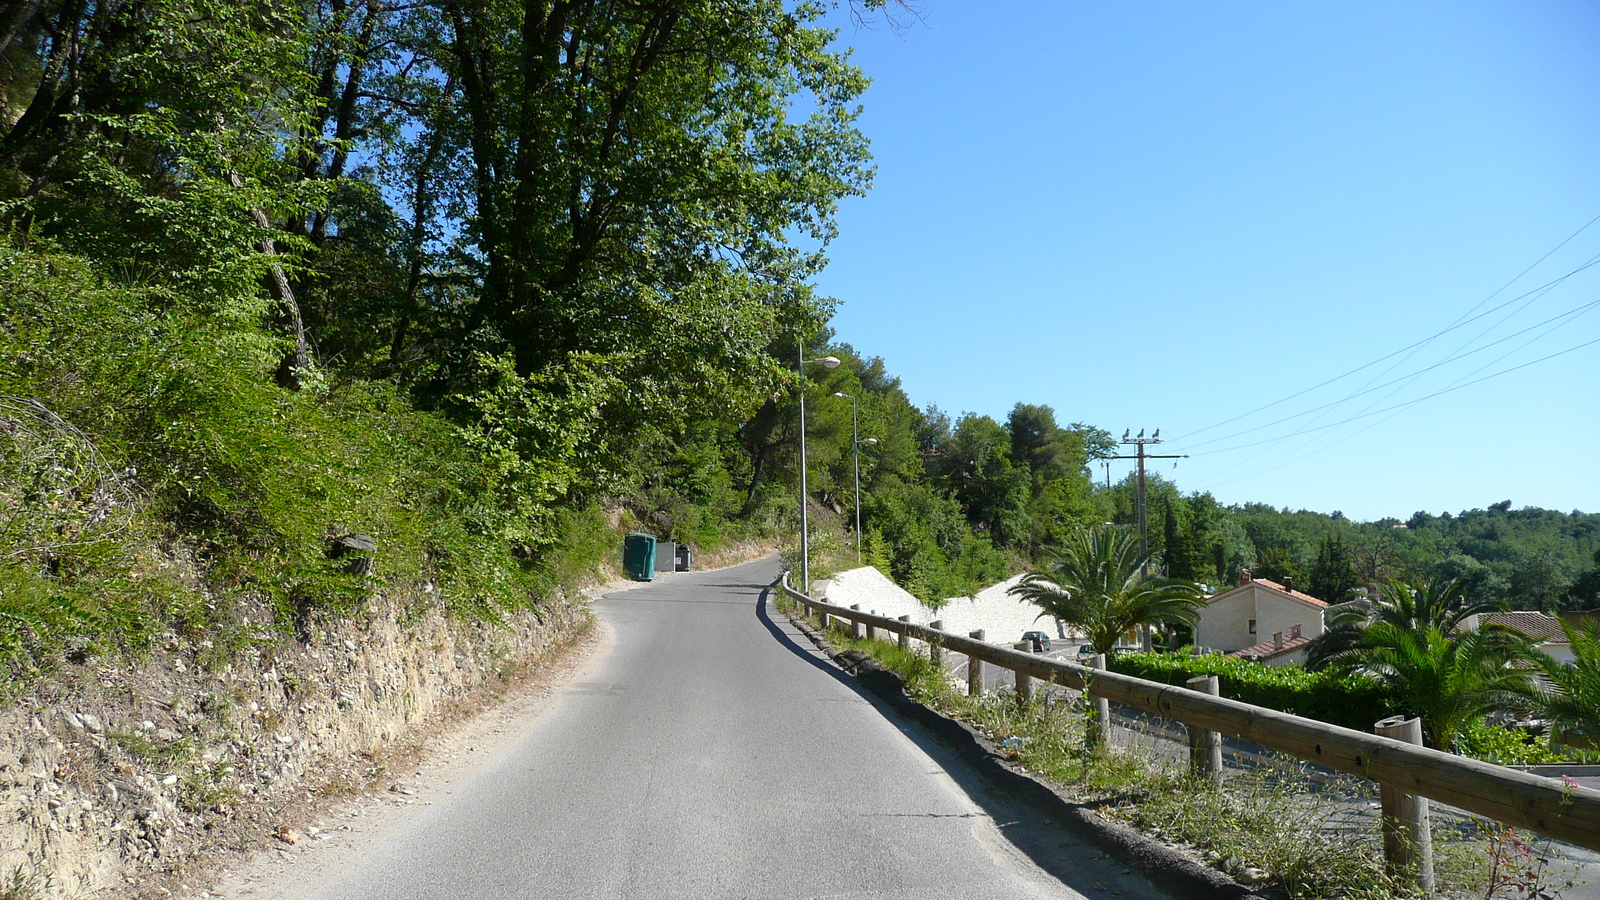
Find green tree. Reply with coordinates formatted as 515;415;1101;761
1314;621;1537;749
934;413;1030;546
1252;546;1303;586
1305;578;1502;670
1008;524;1206;655
1308;535;1361;604
1161;496;1197;581
1568;550;1600;610
1534;618;1600;746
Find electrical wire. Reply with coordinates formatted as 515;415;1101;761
1168;213;1600;445
1191;332;1600;460
1177;292;1600;452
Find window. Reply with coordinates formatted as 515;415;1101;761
1248;619;1257;635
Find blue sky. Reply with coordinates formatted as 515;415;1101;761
810;1;1600;522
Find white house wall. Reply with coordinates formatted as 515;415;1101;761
1195;590;1256;652
1196;584;1326;654
1256;593;1322;645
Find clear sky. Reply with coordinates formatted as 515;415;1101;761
810;0;1600;522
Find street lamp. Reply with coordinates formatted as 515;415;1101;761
796;342;840;594
833;392;877;563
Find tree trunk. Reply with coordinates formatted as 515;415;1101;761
226;170;311;390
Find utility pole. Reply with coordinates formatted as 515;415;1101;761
1106;429;1188;652
1104;429;1188;560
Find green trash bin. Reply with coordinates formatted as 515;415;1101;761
623;533;656;582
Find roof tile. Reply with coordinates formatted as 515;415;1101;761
1482;612;1569;643
1227;633;1314;661
1249;578;1328;608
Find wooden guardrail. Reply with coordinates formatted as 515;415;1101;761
779;579;1600;885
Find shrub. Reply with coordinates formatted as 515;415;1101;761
1109;650;1399;732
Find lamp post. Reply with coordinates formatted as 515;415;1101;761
797;341;840;594
833;392;876;563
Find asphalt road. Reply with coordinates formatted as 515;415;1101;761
242;556;1175;900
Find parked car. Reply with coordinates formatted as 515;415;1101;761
1021;631;1052;652
1076;644;1136;663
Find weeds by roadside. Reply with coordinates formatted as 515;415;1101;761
776;592;1568;900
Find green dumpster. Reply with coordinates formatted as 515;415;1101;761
623;533;656;582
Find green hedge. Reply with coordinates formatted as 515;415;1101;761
1108;651;1399;732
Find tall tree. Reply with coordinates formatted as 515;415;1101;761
1308;535;1361;604
1161;496;1195;580
934;413;1029;546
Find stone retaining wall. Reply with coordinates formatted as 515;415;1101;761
0;588;590;898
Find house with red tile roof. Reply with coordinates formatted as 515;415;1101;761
1463;611;1574;665
1194;572;1330;667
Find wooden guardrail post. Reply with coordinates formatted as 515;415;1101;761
1186;675;1223;782
898;615;911;650
777;584;1600;855
866;611;877;641
967;630;985;696
850;605;864;639
1088;653;1110;748
1375;716;1434;892
1013;642;1033;703
928;620;943;669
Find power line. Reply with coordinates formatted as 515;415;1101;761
1183;260;1600;489
1176;293;1600;453
1199;318;1585;491
1190;333;1600;460
1169;214;1600;445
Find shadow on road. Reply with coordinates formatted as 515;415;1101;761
754;585;1186;900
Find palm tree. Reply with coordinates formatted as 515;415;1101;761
1008;523;1205;656
1305;577;1501;669
1534;618;1600;748
1315;620;1538;749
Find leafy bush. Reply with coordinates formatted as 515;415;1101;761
1109;651;1399;732
1451;721;1571;766
0;237;612;690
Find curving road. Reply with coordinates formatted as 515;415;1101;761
229;556;1172;900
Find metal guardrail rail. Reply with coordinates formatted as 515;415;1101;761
778;580;1600;858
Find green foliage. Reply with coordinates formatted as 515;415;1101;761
931;413;1030;547
1317;622;1539;749
1305;577;1503;669
860;473;1007;604
0;237;607;688
1110;651;1398;732
1532;617;1600;746
1452;721;1569;766
1308;535;1361;605
1010;524;1206;655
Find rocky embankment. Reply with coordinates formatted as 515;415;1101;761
0;587;590;899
